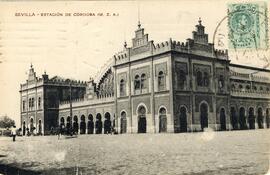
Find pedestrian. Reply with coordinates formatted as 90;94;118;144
11;125;16;142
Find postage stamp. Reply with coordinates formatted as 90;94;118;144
227;2;268;50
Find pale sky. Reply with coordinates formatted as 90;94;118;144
0;0;269;125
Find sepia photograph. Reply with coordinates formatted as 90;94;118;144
0;0;269;174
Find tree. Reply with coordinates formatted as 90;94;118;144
0;115;15;128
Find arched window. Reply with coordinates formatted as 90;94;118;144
246;85;250;90
38;97;41;109
141;74;146;89
260;86;264;91
134;75;140;90
239;84;243;90
203;72;209;87
31;98;35;108
197;71;203;86
218;75;224;88
158;71;165;91
22;100;26;111
253;86;257;91
178;70;186;89
29;98;32;109
120;79;126;96
231;84;235;90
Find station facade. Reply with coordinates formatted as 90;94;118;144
20;20;270;135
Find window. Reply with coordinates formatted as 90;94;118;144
196;71;203;86
134;73;148;94
38;97;41;109
22;100;25;111
203;72;209;87
260;86;263;91
29;98;32;109
218;75;224;88
158;71;165;91
178;70;186;89
253;86;257;91
239;84;243;90
141;74;146;89
120;79;126;96
246;85;250;90
32;98;35;108
134;75;140;90
267;87;270;91
231;84;235;89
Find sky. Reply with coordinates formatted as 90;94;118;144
0;0;269;125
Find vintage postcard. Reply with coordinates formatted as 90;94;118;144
0;0;269;175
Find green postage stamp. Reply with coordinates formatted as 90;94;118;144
228;2;268;49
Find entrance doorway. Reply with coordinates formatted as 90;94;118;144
120;111;127;134
200;103;208;131
248;108;255;129
138;106;147;133
159;107;167;133
179;106;187;132
220;108;226;131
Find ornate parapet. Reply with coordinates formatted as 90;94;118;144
114;49;130;65
59;95;114;109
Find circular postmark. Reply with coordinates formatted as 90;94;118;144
213;2;269;72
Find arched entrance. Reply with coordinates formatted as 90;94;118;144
266;109;270;128
23;121;26;136
220;108;226;131
120;111;127;134
38;120;42;135
87;114;94;134
138;106;147;133
73;116;79;134
159;107;167;133
104;112;112;134
248;108;255;129
179;106;187;132
66;116;72;135
230;107;238;130
257;108;264;129
239;107;246;130
200;103;208;131
60;117;65;126
95;113;102;134
30;118;34;133
80;115;86;134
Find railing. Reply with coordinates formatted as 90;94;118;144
231;89;270;99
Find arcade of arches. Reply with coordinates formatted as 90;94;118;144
58;105;270;134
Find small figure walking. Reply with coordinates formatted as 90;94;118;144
11;125;16;142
